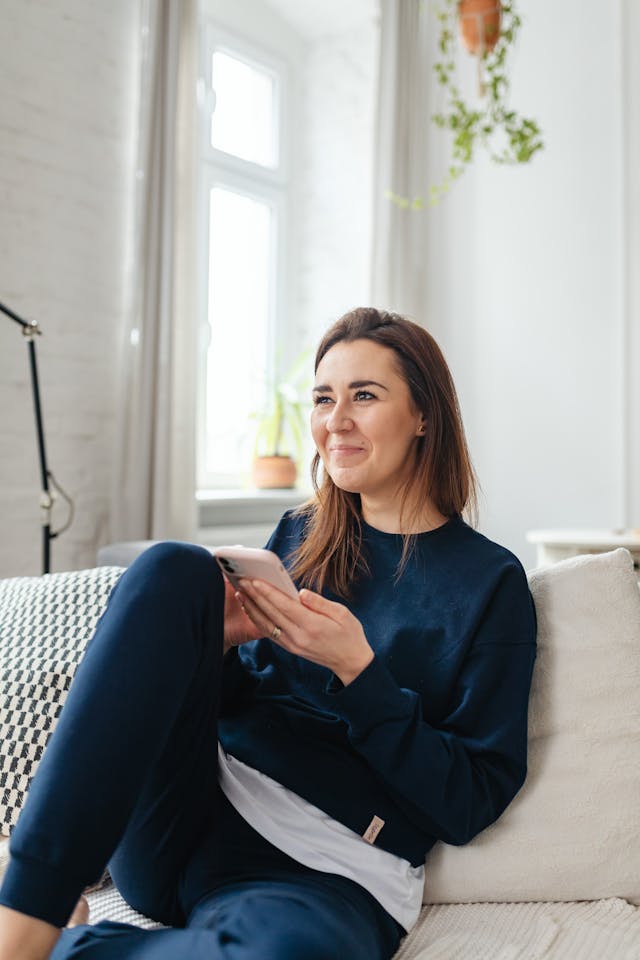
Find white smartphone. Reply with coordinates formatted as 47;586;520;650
213;546;299;600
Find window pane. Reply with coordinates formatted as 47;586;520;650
211;50;277;167
205;187;273;480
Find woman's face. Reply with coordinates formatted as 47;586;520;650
311;338;424;506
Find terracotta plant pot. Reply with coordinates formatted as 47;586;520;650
252;455;297;490
458;0;502;55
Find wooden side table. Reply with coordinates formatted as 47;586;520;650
526;529;640;573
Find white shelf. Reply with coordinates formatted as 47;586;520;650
526;529;640;573
527;529;640;548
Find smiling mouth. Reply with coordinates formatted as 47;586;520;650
328;446;365;455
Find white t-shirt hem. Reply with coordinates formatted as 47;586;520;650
217;742;424;932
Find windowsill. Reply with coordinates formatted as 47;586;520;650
197;488;311;503
197;487;310;529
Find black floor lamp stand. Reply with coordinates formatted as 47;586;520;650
1;299;73;574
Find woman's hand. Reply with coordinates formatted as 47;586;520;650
223;577;264;653
237;579;374;686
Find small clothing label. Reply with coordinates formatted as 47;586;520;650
362;815;385;844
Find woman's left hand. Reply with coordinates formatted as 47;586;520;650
237;579;374;686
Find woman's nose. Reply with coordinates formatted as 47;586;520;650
326;404;353;432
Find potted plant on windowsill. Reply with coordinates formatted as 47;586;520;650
251;348;312;490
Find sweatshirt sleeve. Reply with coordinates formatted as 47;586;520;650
325;562;537;847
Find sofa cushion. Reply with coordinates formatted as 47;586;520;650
0;566;124;834
423;548;640;905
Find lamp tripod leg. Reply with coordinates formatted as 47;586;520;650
43;524;51;575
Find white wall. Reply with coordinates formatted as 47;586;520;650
621;0;640;529
0;0;139;576
422;0;632;567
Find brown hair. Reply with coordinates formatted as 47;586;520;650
290;307;479;598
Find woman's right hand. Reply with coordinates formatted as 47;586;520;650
223;576;264;653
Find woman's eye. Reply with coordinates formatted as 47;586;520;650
312;391;375;405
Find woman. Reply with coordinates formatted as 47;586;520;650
0;307;537;959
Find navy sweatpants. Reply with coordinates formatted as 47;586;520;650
0;543;402;959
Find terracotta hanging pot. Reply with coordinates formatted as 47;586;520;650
252;455;297;490
458;0;502;55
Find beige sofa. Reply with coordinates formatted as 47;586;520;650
1;548;639;958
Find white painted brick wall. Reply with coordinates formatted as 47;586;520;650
0;0;139;576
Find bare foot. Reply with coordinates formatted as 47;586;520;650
66;895;89;928
0;904;61;960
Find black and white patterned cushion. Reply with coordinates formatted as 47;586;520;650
0;566;124;835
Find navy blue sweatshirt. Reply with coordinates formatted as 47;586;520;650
218;511;537;868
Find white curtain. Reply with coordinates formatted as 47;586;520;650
111;0;198;543
371;0;431;318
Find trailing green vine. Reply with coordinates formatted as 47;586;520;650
387;0;544;208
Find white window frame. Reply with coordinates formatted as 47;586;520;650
196;20;291;491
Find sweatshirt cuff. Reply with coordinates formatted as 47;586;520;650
0;851;85;927
324;654;412;738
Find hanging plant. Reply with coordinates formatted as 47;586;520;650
387;0;543;209
431;0;543;202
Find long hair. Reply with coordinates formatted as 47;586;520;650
289;307;479;598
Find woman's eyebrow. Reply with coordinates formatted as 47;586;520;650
312;379;389;393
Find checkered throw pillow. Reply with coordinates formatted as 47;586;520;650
0;566;124;834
